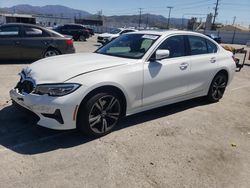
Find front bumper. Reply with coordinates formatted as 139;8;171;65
9;89;79;130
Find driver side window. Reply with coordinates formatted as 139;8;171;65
158;35;186;58
151;35;186;59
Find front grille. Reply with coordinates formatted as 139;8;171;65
16;80;35;94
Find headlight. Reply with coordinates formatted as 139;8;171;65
34;83;81;96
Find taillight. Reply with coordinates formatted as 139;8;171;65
66;39;73;46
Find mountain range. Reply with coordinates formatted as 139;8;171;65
0;4;188;28
0;4;91;18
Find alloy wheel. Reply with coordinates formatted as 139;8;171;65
211;75;227;100
88;95;121;134
79;35;86;41
44;50;59;58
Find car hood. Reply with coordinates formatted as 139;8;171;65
98;33;119;38
24;53;131;84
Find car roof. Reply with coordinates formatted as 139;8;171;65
64;23;83;26
0;23;65;38
1;23;43;28
119;28;137;31
132;30;207;37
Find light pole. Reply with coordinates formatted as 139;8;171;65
167;6;173;29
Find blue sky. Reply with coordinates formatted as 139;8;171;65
0;0;249;27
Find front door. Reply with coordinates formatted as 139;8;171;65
0;25;21;60
143;35;191;106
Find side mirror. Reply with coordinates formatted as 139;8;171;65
155;49;170;60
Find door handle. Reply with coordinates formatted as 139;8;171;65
179;62;189;70
210;57;216;63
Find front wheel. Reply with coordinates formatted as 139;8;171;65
77;92;122;137
207;73;228;102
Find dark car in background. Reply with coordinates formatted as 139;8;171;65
85;27;94;36
0;23;75;60
53;24;91;41
206;34;221;43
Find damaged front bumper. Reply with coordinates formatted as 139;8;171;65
9;89;78;130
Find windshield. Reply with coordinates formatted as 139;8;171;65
109;28;121;34
96;34;159;59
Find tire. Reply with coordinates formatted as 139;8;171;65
79;35;86;41
43;49;60;58
77;92;122;137
207;73;228;102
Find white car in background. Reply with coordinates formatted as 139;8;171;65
10;31;236;137
97;28;137;44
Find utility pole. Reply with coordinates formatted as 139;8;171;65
212;0;220;30
232;16;236;44
167;6;173;29
146;13;149;28
138;8;143;29
232;16;236;25
97;10;103;21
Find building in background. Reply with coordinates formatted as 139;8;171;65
205;13;213;30
0;13;35;24
0;13;73;26
75;18;103;26
0;13;103;27
35;14;73;27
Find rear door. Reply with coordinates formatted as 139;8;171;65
187;35;219;93
0;25;21;60
19;26;52;59
60;25;70;35
60;25;79;39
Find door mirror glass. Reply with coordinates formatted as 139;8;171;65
155;49;170;60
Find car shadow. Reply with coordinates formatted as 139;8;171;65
0;60;35;65
0;97;208;155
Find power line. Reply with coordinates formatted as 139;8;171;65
169;0;213;7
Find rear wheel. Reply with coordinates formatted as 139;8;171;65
207;73;228;102
79;35;86;41
44;49;60;58
77;92;122;137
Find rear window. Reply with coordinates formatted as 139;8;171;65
68;25;82;30
188;36;208;55
24;27;43;36
206;39;218;53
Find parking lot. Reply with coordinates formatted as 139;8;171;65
1;36;250;188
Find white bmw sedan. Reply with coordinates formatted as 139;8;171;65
10;31;236;137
